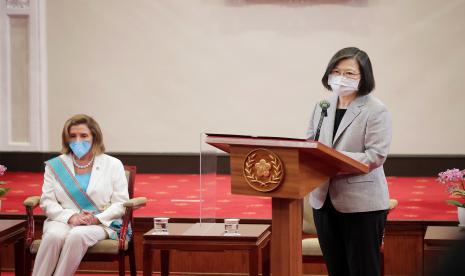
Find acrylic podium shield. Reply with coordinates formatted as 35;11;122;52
204;134;369;276
199;133;222;225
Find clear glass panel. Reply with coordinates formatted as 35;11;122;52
9;15;30;143
199;133;222;226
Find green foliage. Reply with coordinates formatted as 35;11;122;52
446;199;465;208
451;189;465;197
0;181;8;197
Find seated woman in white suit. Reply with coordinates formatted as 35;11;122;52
32;114;129;276
307;47;392;276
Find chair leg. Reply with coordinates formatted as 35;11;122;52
25;251;32;276
129;243;137;276
119;253;126;276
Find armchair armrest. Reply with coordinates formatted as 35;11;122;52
123;197;147;208
23;196;41;208
117;197;147;250
23;195;40;247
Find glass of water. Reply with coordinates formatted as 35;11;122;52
224;218;240;236
153;217;169;235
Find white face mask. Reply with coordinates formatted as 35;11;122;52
328;75;359;96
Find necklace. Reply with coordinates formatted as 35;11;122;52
72;155;94;169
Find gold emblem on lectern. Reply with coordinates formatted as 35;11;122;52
243;148;284;192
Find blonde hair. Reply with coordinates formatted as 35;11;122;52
61;114;105;155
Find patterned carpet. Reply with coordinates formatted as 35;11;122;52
0;172;458;221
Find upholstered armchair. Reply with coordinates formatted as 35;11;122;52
23;166;146;276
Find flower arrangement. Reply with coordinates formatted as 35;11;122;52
437;168;465;208
0;164;8;197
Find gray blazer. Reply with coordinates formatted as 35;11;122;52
306;94;392;213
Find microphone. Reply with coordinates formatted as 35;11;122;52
314;100;330;141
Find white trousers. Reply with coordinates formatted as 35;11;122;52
32;220;106;276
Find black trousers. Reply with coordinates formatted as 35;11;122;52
313;197;387;276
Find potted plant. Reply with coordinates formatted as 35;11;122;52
0;164;7;210
437;168;465;226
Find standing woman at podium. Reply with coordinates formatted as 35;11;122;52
306;47;392;276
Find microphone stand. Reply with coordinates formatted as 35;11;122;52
314;108;328;141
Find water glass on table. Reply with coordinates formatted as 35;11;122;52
153;217;169;235
224;218;240;236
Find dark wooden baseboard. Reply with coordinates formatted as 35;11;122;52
1;151;464;176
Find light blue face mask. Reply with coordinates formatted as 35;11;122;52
69;141;92;159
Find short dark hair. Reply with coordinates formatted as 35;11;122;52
321;47;375;95
61;114;105;155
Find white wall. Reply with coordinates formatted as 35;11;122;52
46;0;465;154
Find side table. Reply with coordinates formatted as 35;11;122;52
143;223;271;276
0;220;27;276
424;226;465;275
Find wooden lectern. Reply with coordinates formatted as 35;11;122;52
205;134;369;276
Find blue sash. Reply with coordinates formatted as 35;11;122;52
46;156;131;240
46;157;99;212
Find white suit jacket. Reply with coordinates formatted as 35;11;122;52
40;154;129;234
307;94;392;213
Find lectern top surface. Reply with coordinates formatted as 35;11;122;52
204;133;369;174
204;134;317;151
205;133;308;141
